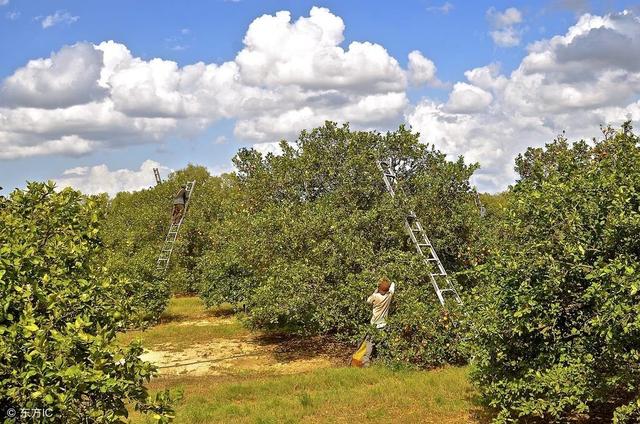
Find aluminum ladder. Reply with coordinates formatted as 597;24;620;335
377;159;462;306
156;180;196;273
153;168;162;185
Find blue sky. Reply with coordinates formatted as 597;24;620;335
1;0;639;194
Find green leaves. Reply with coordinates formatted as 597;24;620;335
194;122;481;367
469;124;640;422
0;182;175;422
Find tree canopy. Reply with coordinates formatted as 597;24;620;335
469;124;640;423
0;182;174;423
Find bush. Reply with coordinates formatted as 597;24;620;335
0;182;174;423
468;124;640;422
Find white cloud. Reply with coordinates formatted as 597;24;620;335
207;163;236;175
0;0;9;6
235;7;406;92
1;43;106;108
0;7;420;160
56;160;170;196
444;82;493;113
62;166;89;176
487;7;524;47
0;135;97;159
426;2;454;14
5;10;18;20
487;7;522;28
490;27;522;47
41;10;79;29
252;141;284;156
408;10;640;192
407;50;438;86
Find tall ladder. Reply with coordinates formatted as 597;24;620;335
377;159;462;307
156;181;196;273
153;168;162;185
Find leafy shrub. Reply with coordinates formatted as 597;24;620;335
468;124;640;422
0;182;174;423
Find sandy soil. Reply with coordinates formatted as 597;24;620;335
141;318;348;377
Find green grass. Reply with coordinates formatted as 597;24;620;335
132;366;481;424
117;298;249;351
160;297;235;322
122;297;487;422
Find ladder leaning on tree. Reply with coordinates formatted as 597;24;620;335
377;159;463;307
156;180;196;273
153;168;162;185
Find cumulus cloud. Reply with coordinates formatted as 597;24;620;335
1;43;106;108
487;7;524;47
56;159;170;196
444;82;493;113
407;50;439;86
41;10;79;29
5;10;19;20
0;135;97;159
235;7;406;92
0;7;421;159
0;0;8;6
408;10;640;192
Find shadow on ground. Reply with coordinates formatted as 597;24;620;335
253;333;353;365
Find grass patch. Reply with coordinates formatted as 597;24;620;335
160;297;235;323
118;297;248;350
131;366;479;423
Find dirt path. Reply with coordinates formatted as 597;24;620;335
140;315;349;377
